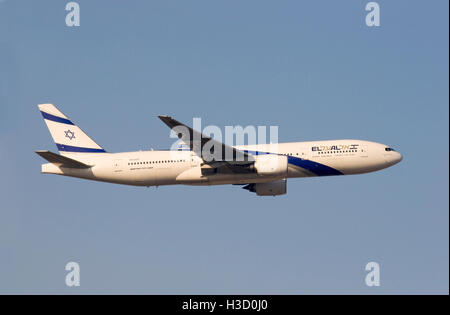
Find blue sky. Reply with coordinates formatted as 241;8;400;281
0;0;448;294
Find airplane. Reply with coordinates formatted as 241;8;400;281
36;104;403;196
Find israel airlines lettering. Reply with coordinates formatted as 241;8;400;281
312;144;359;152
36;104;402;196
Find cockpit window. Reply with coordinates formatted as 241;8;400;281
385;147;396;152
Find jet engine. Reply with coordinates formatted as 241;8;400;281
243;179;287;196
253;154;288;177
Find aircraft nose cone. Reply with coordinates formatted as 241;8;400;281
386;152;403;166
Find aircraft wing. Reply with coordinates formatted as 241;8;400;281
35;150;92;169
158;116;254;165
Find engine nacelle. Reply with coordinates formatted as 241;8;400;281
243;179;287;196
253;154;288;177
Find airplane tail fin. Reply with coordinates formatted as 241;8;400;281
38;104;106;156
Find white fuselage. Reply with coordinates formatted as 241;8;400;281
41;140;403;187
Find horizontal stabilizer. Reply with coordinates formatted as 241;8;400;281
35;150;92;169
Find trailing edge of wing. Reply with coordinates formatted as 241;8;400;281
35;150;92;169
158;115;254;165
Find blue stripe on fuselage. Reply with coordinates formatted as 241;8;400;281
287;155;343;176
56;143;106;153
243;150;343;176
41;111;74;125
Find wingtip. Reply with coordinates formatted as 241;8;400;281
158;115;184;128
